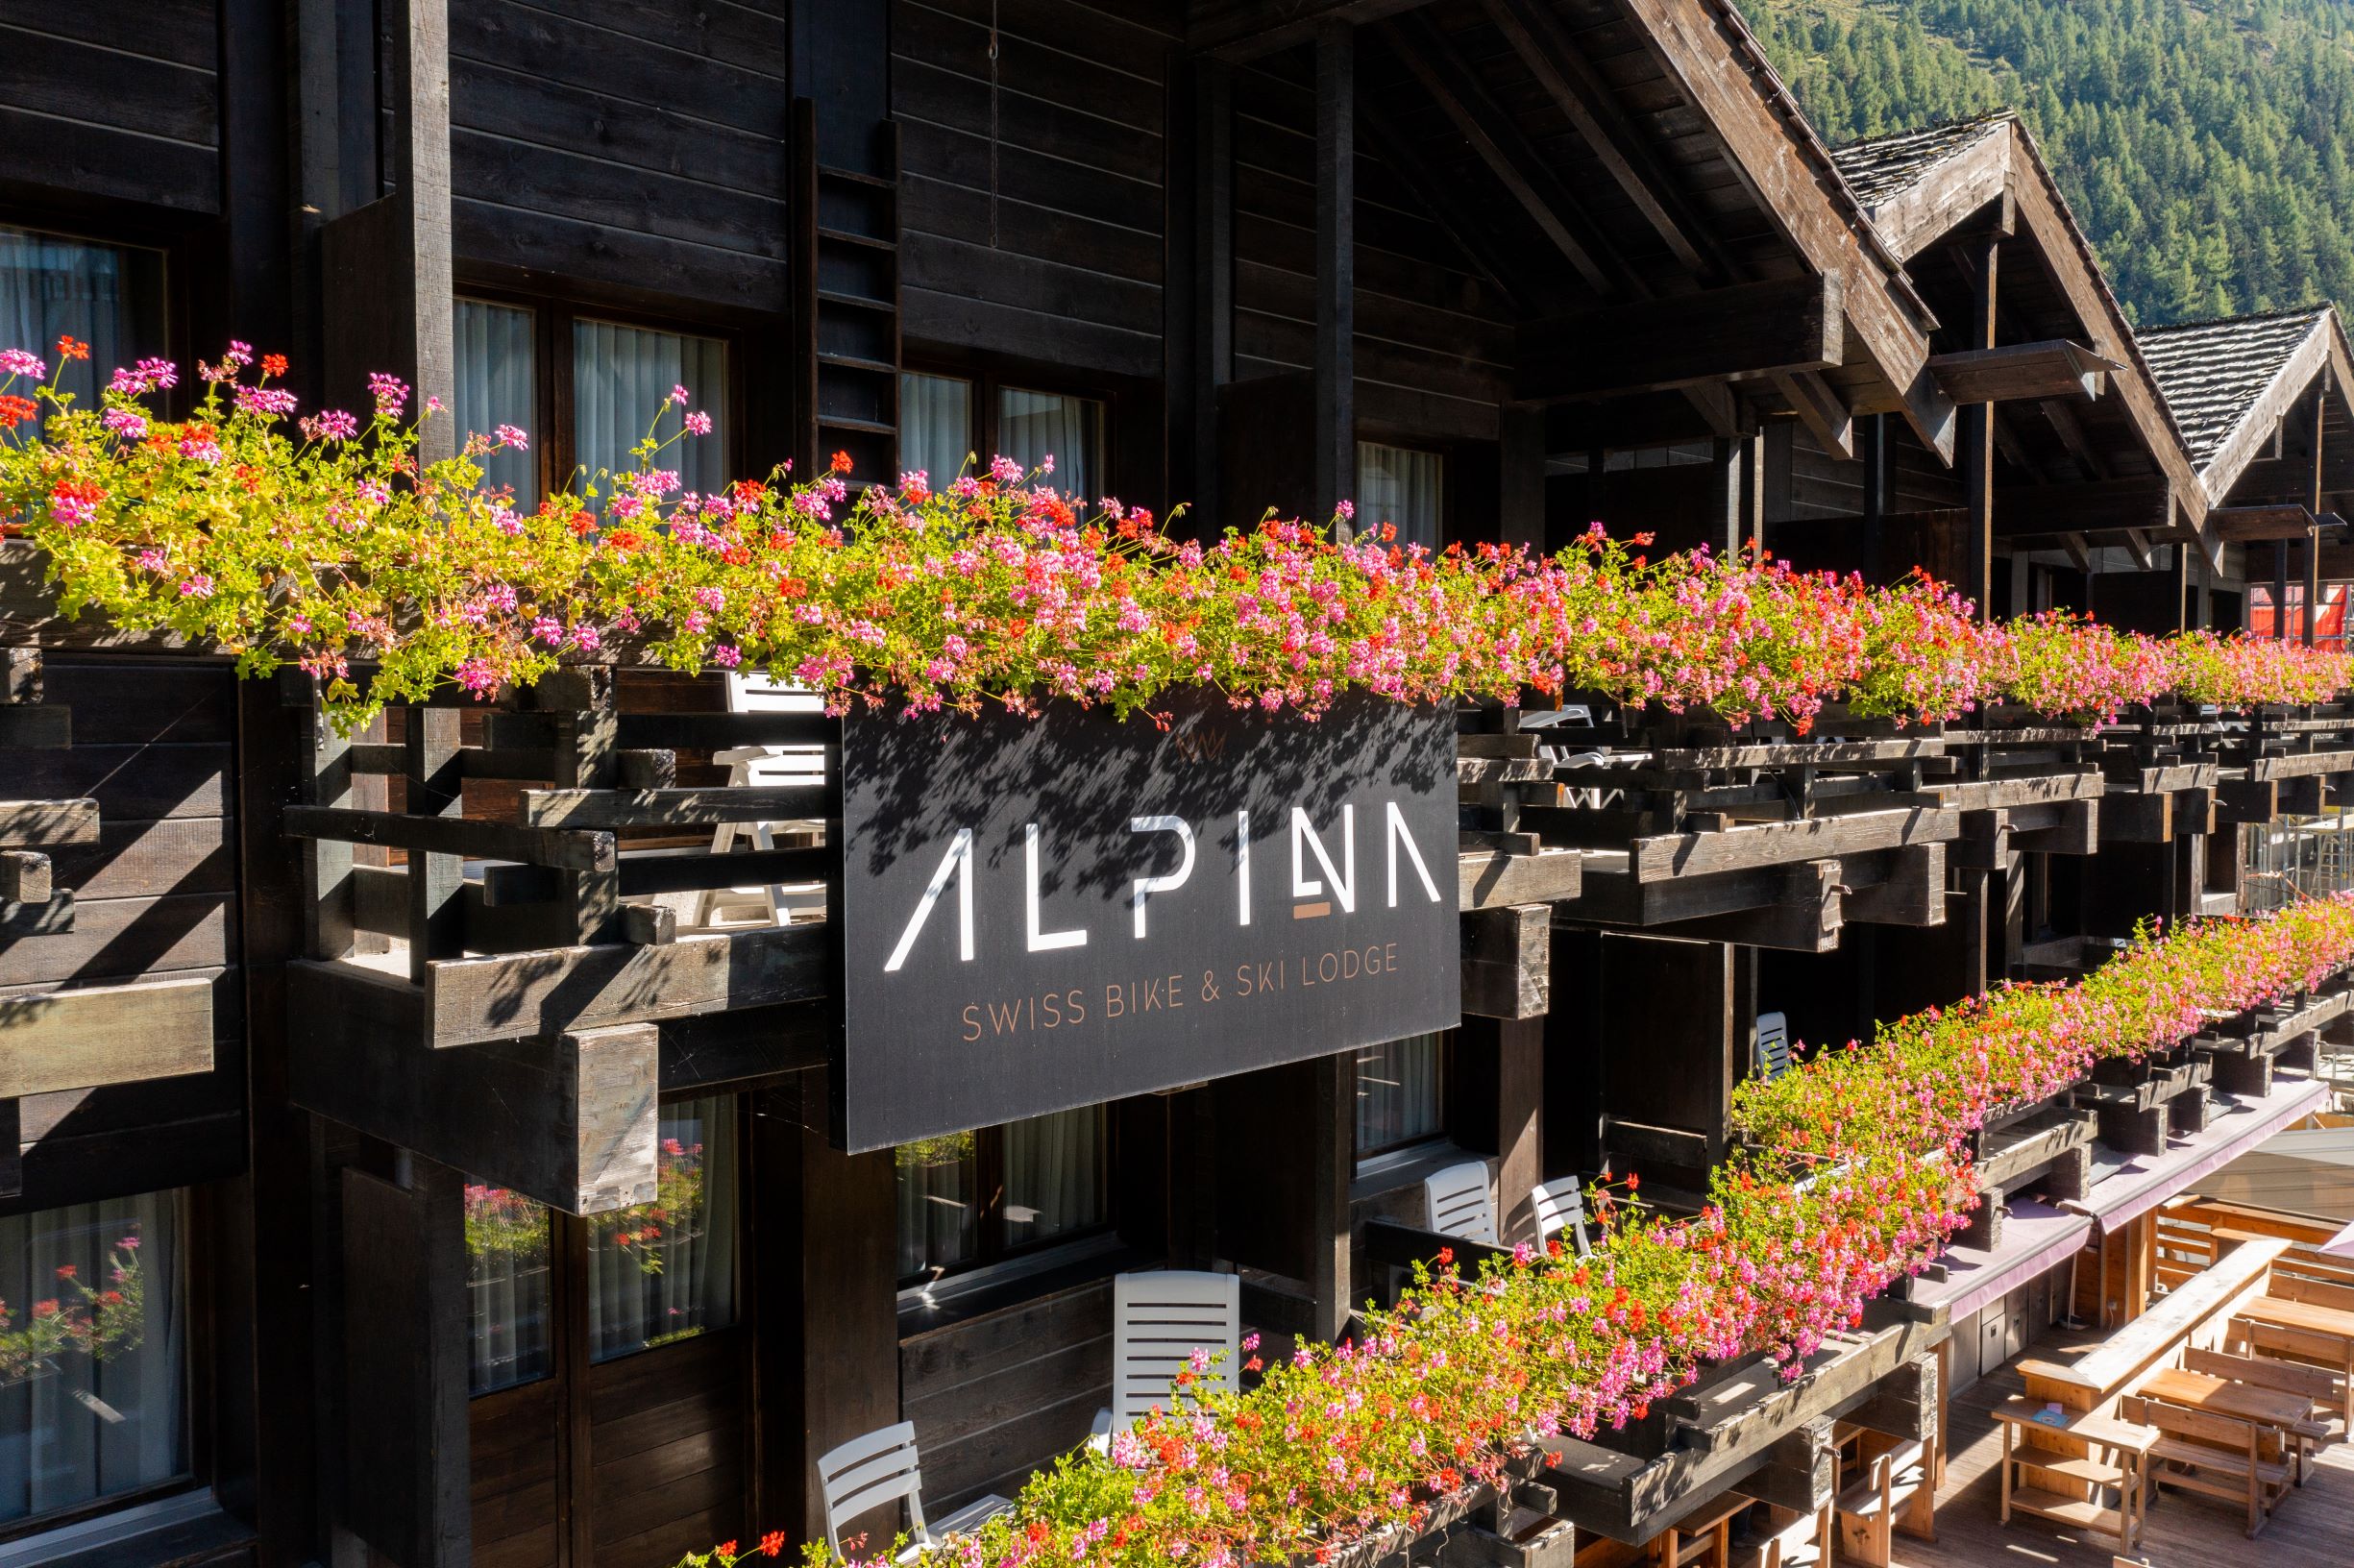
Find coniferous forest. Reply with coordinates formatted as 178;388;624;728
1740;0;2354;325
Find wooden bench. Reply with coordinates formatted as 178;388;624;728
2118;1394;2291;1536
2183;1345;2339;1480
1729;1500;1827;1568
1832;1435;1931;1566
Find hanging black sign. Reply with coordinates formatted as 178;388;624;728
834;692;1461;1151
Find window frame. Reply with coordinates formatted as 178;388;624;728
451;285;747;507
0;213;180;420
899;359;1116;494
1350;1031;1456;1162
465;1090;750;1404
0;1186;204;1546
894;1109;1117;1290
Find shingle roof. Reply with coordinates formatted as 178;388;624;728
2137;307;2331;473
1829;111;2015;208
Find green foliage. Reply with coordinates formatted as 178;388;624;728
1741;0;2354;324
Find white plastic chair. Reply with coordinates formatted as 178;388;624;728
816;1421;1011;1558
1090;1270;1242;1447
1423;1160;1500;1245
1755;1011;1793;1081
1531;1178;1592;1257
697;673;830;927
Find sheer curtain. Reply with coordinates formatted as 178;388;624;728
998;387;1103;502
573;320;727;497
1355;442;1445;551
463;1185;552;1395
454;299;537;504
588;1096;738;1361
1002;1107;1105;1251
0;227;163;430
0;1191;186;1525
895;1132;978;1280
1355;1034;1445;1155
900;372;973;488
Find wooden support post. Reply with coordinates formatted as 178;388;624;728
1462;902;1551;1018
2276;539;2292;643
1964;234;1999;619
1312;22;1353;524
1312;1048;1353;1341
0;1098;17;1200
538;668;623;944
1860;412;1889;585
2307;382;2327;646
405;706;463;983
1456;1017;1544;1242
340;1159;469;1568
1187;59;1232;530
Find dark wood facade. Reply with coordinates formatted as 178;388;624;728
0;4;2345;1568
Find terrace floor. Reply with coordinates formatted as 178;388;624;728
1895;1348;2354;1568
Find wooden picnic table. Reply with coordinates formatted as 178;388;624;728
1990;1397;2155;1554
2233;1294;2354;1423
2140;1366;2313;1432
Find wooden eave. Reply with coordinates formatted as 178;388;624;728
2200;311;2354;509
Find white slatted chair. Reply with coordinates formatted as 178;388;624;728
1531;1178;1592;1257
696;674;830;928
1089;1270;1242;1448
817;1421;1012;1558
1424;1160;1501;1245
1755;1011;1793;1082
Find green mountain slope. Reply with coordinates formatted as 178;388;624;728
1738;0;2354;324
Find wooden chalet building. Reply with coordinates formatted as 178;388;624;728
0;3;2351;1567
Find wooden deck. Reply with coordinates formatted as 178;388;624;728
1900;1353;2354;1567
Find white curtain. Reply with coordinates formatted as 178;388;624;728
454;299;537;503
895;1133;979;1280
998;387;1102;502
1355;442;1445;550
572;319;727;498
900;372;973;489
0;1192;186;1525
0;227;160;429
463;1186;552;1395
1002;1107;1105;1250
588;1096;738;1361
1356;1034;1444;1154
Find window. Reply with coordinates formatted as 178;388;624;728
0;226;165;432
574;318;727;496
450;298;730;504
465;1094;740;1396
2250;582;2347;649
454;299;537;503
895;1106;1109;1284
897;370;1105;501
1355;442;1444;550
0;1191;188;1527
1355;1034;1446;1157
900;371;973;488
588;1096;738;1362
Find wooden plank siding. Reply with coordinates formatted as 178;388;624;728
893;0;1176;377
900;1279;1114;1510
0;0;221;213
0;655;247;1215
1231;48;1518;442
586;1328;751;1568
446;0;794;313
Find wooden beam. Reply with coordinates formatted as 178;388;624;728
1189;0;1419;60
0;850;48;903
516;783;839;828
1991;476;2175;536
1774;368;1856;459
0;704;69;749
1460;845;1584;910
423;924;829;1047
283;803;614;870
1615;0;1950;459
1929;340;2107;404
1314;22;1353;523
1479;0;1730;282
1518;275;1841;403
1385;12;1627;296
1462;903;1550;1019
0;798;98;849
1842;842;1947;926
0;974;215;1096
2211;503;2319;543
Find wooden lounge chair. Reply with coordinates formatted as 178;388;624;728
2121;1394;2291;1537
1833;1435;1931;1566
